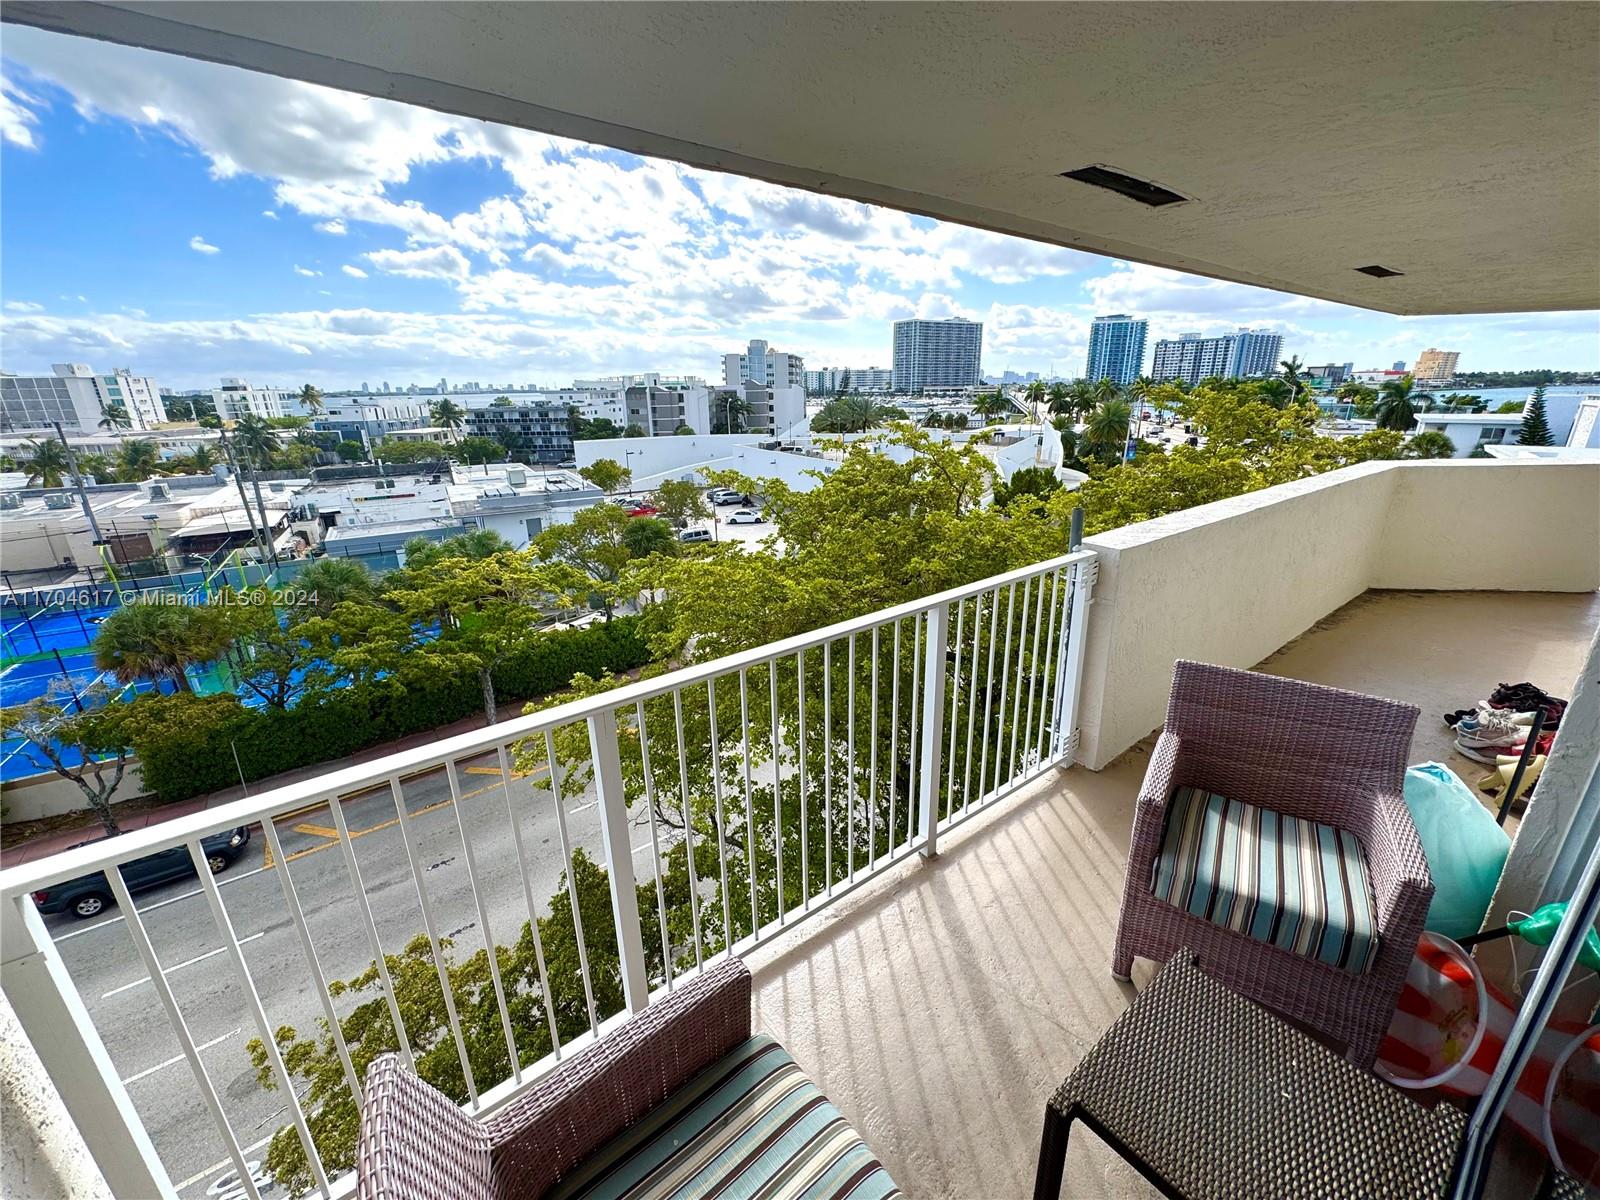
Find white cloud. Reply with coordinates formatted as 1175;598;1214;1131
293;265;320;277
315;218;348;236
1;79;42;148
4;300;44;312
262;209;279;220
365;245;470;280
341;265;368;279
189;235;220;255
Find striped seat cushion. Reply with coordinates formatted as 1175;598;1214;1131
548;1034;901;1200
1151;787;1380;974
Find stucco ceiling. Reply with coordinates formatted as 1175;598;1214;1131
7;2;1598;315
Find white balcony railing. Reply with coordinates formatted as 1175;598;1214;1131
0;548;1097;1198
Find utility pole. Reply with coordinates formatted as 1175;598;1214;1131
52;421;107;548
242;452;280;570
216;427;271;565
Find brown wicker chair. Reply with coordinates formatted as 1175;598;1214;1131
355;958;899;1199
1111;660;1433;1066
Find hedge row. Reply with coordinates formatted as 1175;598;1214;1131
128;616;652;802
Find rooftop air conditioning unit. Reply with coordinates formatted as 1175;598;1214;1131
268;481;287;494
148;481;171;502
0;493;22;511
44;493;75;510
506;468;527;487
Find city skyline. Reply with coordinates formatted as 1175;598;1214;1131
2;25;1598;391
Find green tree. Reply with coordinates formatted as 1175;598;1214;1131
289;558;379;615
219;588;325;708
1336;381;1379;419
650;479;709;527
455;436;506;470
115;439;164;481
381;548;584;722
533;504;638;618
401;530;512;571
620;516;678;558
1375;374;1432;431
711;393;751;434
93;601;235;693
1402;431;1457;459
21;438;69;488
188;445;219;472
1;683;137;834
624;424;648;438
233;413;282;467
1079;398;1133;463
336;439;368;462
1023;379;1047;417
810;396;904;433
491;395;514;407
578;458;631;494
430;398;466;441
1279;355;1309;401
971;389;1013;424
1518;385;1553;446
674;424;695;436
374;438;447;463
1438;392;1484;412
1496;400;1526;414
299;384;325;415
992;465;1062;510
1045;382;1072;418
98;403;132;432
75;452;116;483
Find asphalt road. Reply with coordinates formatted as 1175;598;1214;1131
46;748;674;1198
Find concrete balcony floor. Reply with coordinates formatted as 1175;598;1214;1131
744;588;1600;1199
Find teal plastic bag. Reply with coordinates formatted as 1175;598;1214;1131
1402;763;1512;941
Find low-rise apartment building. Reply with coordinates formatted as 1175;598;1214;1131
1;364;167;433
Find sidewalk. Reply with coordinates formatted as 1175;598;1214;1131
0;694;538;869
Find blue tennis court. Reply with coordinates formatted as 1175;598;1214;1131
0;601;120;658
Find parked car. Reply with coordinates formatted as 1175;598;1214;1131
622;502;660;517
678;528;714;543
725;509;765;525
31;826;254;920
709;489;753;506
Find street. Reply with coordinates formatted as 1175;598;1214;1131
46;748;670;1198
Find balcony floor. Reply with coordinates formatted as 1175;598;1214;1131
744;588;1600;1199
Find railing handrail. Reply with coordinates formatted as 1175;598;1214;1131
0;548;1094;896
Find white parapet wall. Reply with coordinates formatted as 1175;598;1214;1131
1075;460;1600;770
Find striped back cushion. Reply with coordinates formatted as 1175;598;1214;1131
548;1034;901;1200
1151;787;1379;974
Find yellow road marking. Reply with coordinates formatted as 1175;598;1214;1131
292;823;339;838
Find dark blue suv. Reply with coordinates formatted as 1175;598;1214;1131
31;826;253;919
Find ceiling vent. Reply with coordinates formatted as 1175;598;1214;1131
1355;264;1405;278
1060;165;1189;208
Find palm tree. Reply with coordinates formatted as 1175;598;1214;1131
1279;356;1309;401
97;403;132;432
1046;382;1070;417
431;398;466;441
93;601;233;693
298;384;325;415
290;557;378;615
232;413;281;467
1375;373;1432;431
21;438;70;488
1438;392;1485;413
115;439;164;481
714;393;752;434
972;389;1014;424
1256;379;1294;408
812;396;901;433
75;452;116;483
1023;379;1047;419
1079;398;1133;463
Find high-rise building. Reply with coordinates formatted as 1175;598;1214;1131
1;363;167;433
1084;315;1148;386
892;318;983;391
1228;328;1285;378
1412;348;1460;385
723;339;806;390
1151;333;1233;385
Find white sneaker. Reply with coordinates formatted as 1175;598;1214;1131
1455;708;1523;748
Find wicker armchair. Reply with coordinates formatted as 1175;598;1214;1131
1111;660;1433;1066
356;958;899;1200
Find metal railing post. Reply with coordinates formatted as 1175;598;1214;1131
1052;555;1097;765
0;895;175;1198
588;709;650;1013
916;604;949;859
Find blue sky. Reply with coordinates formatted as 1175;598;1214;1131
2;26;1596;392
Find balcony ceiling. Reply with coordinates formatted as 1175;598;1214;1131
7;2;1598;315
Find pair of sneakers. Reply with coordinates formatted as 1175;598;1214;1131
1455;704;1535;754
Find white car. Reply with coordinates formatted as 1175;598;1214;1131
725;509;764;525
